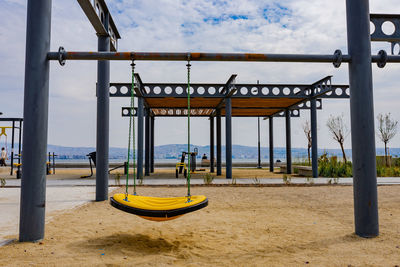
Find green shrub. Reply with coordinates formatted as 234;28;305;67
318;155;352;177
203;173;214;185
283;174;291;184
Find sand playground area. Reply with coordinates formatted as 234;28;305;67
1;184;400;266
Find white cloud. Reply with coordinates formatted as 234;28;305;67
1;0;400;155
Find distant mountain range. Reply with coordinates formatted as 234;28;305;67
42;144;400;161
4;144;399;161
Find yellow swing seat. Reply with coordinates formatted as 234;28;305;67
110;194;208;221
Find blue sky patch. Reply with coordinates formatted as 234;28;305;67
262;3;292;24
203;14;249;25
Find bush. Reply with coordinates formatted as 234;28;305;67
318;154;352;177
203;173;214;185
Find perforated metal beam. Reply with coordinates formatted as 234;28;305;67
110;83;349;99
77;0;120;51
370;14;400;42
121;105;322;117
271;109;301;118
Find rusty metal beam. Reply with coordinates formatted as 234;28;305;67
49;50;355;62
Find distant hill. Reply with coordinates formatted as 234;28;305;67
41;144;400;161
5;143;399;161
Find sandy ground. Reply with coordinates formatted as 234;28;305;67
0;187;113;243
1;185;400;266
0;166;284;179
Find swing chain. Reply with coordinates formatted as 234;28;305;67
186;54;192;202
125;60;136;201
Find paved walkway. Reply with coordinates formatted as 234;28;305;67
2;177;400;187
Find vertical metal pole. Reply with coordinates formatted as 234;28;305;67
18;120;22;164
137;97;144;180
150;116;154;173
17;120;22;179
19;0;51;242
225;98;232;179
95;12;110;202
310;97;318;178
257;117;261;168
210;117;215;173
10;120;15;176
269;117;274;172
216;109;222;176
285;110;292;174
144;108;150;176
52;152;55;174
346;0;378;237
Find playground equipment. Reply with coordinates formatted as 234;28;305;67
80;151;96;178
0;127;11;160
110;60;208;221
175;148;200;178
175;160;187;178
0;118;23;177
81;151;127;178
19;0;400;240
46;152;57;175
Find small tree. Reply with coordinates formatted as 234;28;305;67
326;114;349;163
376;113;398;166
302;120;312;165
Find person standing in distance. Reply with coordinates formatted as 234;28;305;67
0;147;7;166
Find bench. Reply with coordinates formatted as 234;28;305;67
201;159;210;167
279;165;313;176
296;166;313;177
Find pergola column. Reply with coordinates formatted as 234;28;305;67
95;12;110;201
137;97;144;180
151;116;155;173
216;109;222;176
346;0;378;237
144;108;150;176
310;97;318;178
285;109;292;174
225;98;232;179
19;0;51;242
210;117;215;173
269;117;274;172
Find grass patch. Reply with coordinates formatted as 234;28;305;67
203;173;214;185
318;154;352;177
283;174;291;185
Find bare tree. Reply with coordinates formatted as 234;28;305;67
326;114;349;163
302;120;312;164
376;113;398;166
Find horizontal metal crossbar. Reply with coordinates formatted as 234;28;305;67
122;107;213;117
121;100;321;118
0;118;23;122
77;0;120;51
48;50;400;63
271;109;300;118
370;14;400;43
48;50;351;62
110;83;349;99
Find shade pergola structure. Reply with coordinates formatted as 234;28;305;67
0;118;23;177
20;0;400;241
109;75;349;179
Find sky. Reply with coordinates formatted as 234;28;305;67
1;0;400;152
